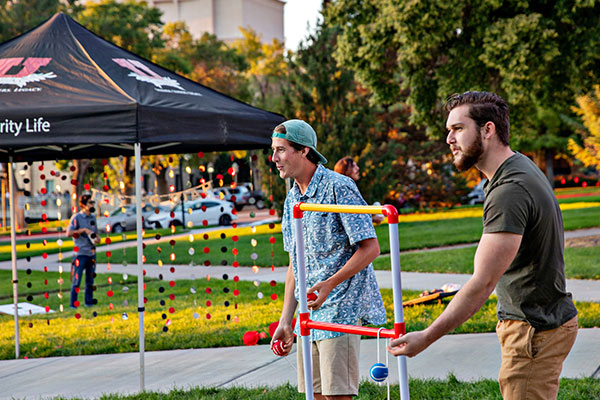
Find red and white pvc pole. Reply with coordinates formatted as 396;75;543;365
387;207;410;400
292;203;409;400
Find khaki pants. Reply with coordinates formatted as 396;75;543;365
297;334;361;396
496;316;578;400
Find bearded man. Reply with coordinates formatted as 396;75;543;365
388;91;578;400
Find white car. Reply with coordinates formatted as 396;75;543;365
466;179;488;205
146;198;236;229
98;204;169;233
214;186;252;211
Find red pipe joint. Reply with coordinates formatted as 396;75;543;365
382;204;399;224
299;312;311;336
394;322;406;338
293;202;304;219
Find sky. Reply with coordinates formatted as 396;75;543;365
283;0;323;51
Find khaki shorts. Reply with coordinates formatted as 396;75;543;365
297;333;361;396
496;316;578;400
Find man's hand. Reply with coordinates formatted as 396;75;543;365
387;330;432;358
307;280;334;310
270;323;294;357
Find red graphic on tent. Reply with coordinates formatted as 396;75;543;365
113;58;184;90
0;57;56;87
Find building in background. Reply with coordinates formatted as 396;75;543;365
149;0;284;43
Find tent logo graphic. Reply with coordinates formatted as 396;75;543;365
0;57;56;88
113;58;184;90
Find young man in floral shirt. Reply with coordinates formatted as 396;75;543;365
270;119;386;400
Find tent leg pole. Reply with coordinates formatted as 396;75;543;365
135;143;145;392
9;158;19;359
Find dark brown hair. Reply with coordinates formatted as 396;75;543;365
445;91;510;146
334;156;355;177
79;194;93;207
273;124;321;165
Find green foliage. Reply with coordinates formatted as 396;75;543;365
0;0;81;43
75;0;165;60
281;23;386;203
327;0;600;155
277;20;461;208
231;27;288;111
95;230;287;267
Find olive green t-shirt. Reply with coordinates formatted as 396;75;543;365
483;152;577;330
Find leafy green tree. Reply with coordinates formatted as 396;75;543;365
75;0;165;60
232;28;288;112
0;0;81;43
328;0;600;181
270;20;461;210
569;85;600;170
187;31;250;101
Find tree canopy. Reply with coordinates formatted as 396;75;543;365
569;85;600;170
327;0;600;154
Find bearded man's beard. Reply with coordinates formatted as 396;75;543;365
453;132;483;171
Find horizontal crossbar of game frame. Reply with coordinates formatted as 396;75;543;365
299;313;405;339
293;203;399;223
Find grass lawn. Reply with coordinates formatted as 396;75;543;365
51;377;600;399
373;245;600;280
100;206;600;265
1;269;599;360
3;203;598;264
0;226;187;262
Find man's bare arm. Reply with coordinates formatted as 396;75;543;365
388;232;522;357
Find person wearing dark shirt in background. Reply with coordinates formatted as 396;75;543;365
67;194;100;309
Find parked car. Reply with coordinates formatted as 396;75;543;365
98;204;169;233
229;186;252;211
239;182;265;209
146;198;236;228
213;187;250;211
466;179;488;205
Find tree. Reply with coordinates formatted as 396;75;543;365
272;20;462;210
187;31;250;102
232;28;288;112
75;0;165;60
327;0;600;180
569;85;600;170
0;0;81;43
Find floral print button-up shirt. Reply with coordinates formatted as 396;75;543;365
282;165;386;341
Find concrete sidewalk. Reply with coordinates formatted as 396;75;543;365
1;329;598;399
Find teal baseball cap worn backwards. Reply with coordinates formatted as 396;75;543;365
272;119;328;165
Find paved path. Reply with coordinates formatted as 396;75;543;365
1;329;598;399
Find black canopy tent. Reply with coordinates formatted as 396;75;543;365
0;12;283;161
0;13;284;389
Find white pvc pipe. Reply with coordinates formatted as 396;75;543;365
388;222;409;399
8;159;19;359
294;216;313;400
134;143;145;390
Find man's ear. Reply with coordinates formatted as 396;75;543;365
483;121;495;140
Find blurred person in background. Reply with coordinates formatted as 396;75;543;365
334;156;384;224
